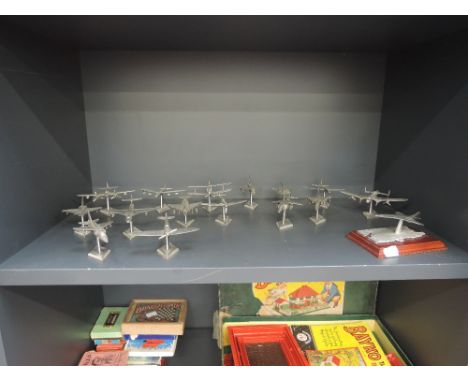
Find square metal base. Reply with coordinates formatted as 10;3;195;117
157;243;180;259
123;227;141;240
277;219;293;231
363;211;377;219
177;219;195;228
244;202;258;211
310;216;326;225
215;216;232;226
88;247;111;261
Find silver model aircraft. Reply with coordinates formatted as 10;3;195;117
240;177;258;210
205;197;247;226
341;187;408;219
130;214;199;259
307;194;331;226
168;197;202;228
73;212;112;261
375;211;423;235
308;179;344;197
104;194;158;239
142;186;186;214
273;197;302;231
62;196;102;236
188;180;232;212
273;183;293;200
79;182;133;212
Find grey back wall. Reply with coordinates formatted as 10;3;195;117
81;51;385;197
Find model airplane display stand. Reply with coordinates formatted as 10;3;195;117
105;194;157;240
307;195;330;225
169;197;201;228
62;196;102;237
240;177;258;211
273;186;302;231
73;212;113;261
142;186;185;214
131;214;199;260
347;211;447;259
188;180;232;213
341;187;408;220
207;197;247;226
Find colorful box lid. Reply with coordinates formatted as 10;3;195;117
90;307;129;340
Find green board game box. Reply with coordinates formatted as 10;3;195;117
90;307;129;340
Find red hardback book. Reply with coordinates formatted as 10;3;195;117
228;325;308;366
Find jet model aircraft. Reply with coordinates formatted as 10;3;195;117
188;180;232;212
168;197;202;228
142;186;186;214
375;211;423;235
205;197;247;226
273;197;302;231
307;194;331;225
62;196;102;235
240;177;258;210
341;187;408;219
104;194;158;239
73;212;112;261
79;182;133;212
131;214;199;259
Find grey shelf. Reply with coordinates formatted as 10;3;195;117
1;200;467;286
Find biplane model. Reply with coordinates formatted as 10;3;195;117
188;180;232;212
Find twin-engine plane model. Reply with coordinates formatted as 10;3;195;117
142;186;185;214
62;197;102;236
79;182;133;213
188;180;232;212
104;194;158;239
131;214;199;259
73;212;113;261
168;197;202;228
341;187;408;219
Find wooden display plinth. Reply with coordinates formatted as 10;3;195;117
347;230;447;259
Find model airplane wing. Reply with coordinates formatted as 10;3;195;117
226;200;247;207
131;229;167;237
341;190;367;202
373;196;408;205
375;212;423;226
141;188;162;197
170;227;200;236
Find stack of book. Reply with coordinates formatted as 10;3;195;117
79;299;187;366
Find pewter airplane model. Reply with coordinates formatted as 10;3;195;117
62;196;102;236
131;214;199;259
168;196;202;228
142;186;186;214
273;183;293;200
206;197;247;226
307;194;331;225
240;177;257;210
308;179;344;197
188;180;232;212
341;187;408;219
273;197;302;231
73;212;112;261
375;211;423;235
104;194;158;239
79;182;133;213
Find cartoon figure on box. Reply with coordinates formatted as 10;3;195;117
253;282;344;316
320;281;341;308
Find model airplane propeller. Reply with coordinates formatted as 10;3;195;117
341;187;408;219
240;177;258;210
79;181;133;213
130;213;199;259
73;211;113;261
62;196;102;236
205;197;247;226
142;186;186;214
168;196;202;228
104;194;158;239
188;180;232;212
